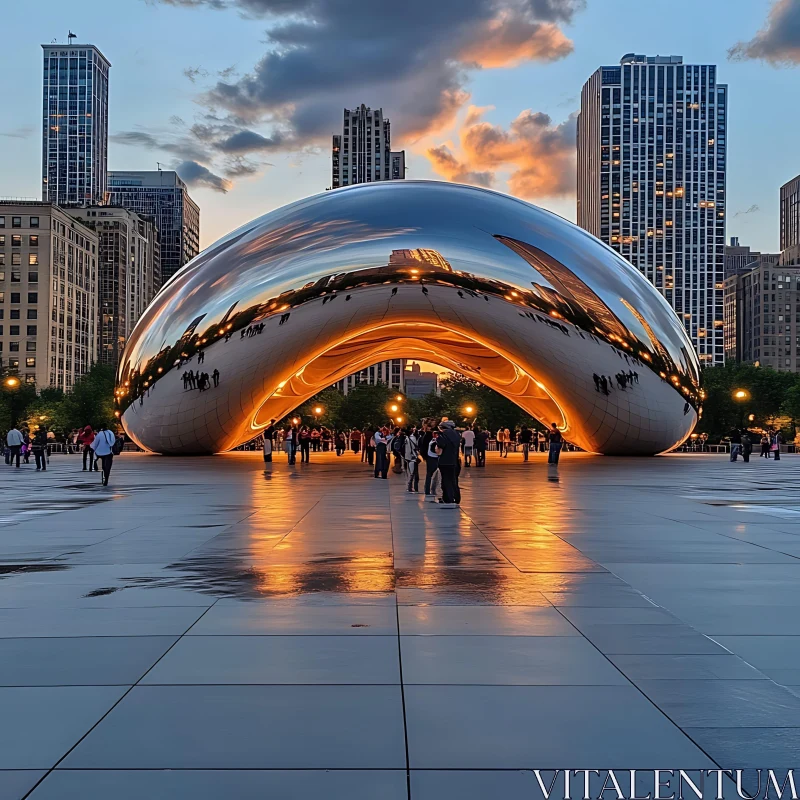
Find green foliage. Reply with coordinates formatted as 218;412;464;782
436;375;539;431
699;362;799;441
0;363;117;437
335;382;396;429
292;388;345;429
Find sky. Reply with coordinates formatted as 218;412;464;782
1;0;798;253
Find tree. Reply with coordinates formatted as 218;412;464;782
336;382;395;429
293;388;345;429
58;363;117;431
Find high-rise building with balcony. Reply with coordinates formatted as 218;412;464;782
578;54;728;365
107;170;199;285
42;43;110;207
331;105;405;189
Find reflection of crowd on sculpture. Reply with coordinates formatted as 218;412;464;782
115;239;701;419
592;370;639;396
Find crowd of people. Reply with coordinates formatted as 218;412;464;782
256;418;569;507
728;427;784;463
3;423;124;485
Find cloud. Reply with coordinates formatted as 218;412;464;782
0;126;34;139
427;109;577;199
175;160;233;192
183;66;209;83
145;0;583;156
734;204;761;217
427;145;495;187
728;0;800;65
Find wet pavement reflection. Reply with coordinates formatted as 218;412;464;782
3;451;800;795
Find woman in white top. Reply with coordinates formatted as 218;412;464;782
403;430;420;493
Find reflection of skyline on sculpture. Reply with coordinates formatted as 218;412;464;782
117;181;700;456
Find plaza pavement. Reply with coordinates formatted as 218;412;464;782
1;449;800;798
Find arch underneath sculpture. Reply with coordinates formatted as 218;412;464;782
252;322;565;435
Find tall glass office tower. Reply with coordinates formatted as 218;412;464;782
578;54;728;365
41;43;110;207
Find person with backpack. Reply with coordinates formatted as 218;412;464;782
31;425;49;471
91;424;117;486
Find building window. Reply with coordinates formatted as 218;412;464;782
26;358;36;368
12;217;21;228
26;341;36;352
10;293;20;303
30;217;39;228
9;341;19;352
28;292;38;304
0;217;4;228
27;309;37;319
11;254;21;266
10;325;19;335
10;309;19;319
28;272;38;284
27;325;37;336
29;235;38;247
29;254;39;266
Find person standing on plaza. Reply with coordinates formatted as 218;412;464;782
741;432;753;463
284;424;298;465
461;424;475;467
350;428;361;454
6;425;24;468
79;425;97;471
728;428;742;462
771;428;783;461
364;427;376;465
299;425;311;463
495;427;505;458
402;428;420;493
91;425;116;486
311;427;321;453
373;427;388;479
519;425;532;462
435;420;461;506
32;425;49;471
473;424;487;467
547;423;563;464
423;427;439;494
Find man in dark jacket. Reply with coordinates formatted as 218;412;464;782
435;420;462;506
32;426;49;471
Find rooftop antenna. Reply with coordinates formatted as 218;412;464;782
157;162;163;172
68;31;77;44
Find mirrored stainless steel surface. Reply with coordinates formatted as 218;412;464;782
116;181;700;455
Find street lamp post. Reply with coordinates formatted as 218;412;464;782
4;376;21;428
732;388;751;429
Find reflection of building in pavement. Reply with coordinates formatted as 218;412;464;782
334;359;406;395
389;249;452;271
496;235;633;343
404;362;439;398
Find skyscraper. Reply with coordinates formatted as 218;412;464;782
107;170;200;285
41;43;110;207
578;54;728;366
0;202;98;389
331;105;405;189
780;174;800;265
65;207;159;367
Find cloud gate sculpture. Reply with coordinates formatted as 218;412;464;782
116;181;700;456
